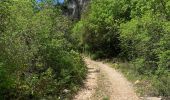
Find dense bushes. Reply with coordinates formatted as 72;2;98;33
120;15;170;95
73;0;170;96
72;0;127;59
0;0;87;99
119;0;170;95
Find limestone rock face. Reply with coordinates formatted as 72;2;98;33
65;0;90;20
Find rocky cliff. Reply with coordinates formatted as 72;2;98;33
63;0;90;20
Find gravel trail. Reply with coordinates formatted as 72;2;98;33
73;58;139;100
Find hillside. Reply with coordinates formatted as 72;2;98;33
0;0;170;99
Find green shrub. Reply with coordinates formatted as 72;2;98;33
119;2;170;96
152;73;170;96
0;0;87;99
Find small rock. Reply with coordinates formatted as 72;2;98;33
134;80;140;84
63;89;70;93
146;97;162;100
140;97;162;100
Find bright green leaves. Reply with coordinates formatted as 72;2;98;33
73;0;128;58
119;1;170;95
130;0;170;19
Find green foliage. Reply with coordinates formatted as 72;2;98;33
103;96;110;100
119;0;170;96
1;0;170;98
73;0;170;96
0;0;87;99
72;0;132;58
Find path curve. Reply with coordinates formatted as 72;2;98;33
74;58;139;100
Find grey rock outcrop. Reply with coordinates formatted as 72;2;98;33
64;0;90;20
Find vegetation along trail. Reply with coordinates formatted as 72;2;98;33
74;58;139;100
1;0;169;99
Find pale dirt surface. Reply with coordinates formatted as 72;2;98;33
74;58;139;100
73;58;98;100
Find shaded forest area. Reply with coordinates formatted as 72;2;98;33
0;0;170;99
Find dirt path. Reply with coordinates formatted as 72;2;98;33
73;58;139;100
